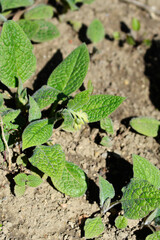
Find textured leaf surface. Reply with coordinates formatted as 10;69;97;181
61;109;75;132
29;96;41;122
130;117;160;137
2;109;20;124
32;85;60;110
133;154;160;189
14;185;25;197
31;20;60;42
18;20;39;39
82;95;125;122
99;175;115;207
115;216;128;229
24;4;54;20
87;19;105;43
1;0;33;11
29;145;87;197
67;90;90;111
84;217;105;239
121;179;160;219
22;119;53;150
14;173;28;187
0;21;36;87
100;136;112;147
47;44;89;96
146;231;160;240
100;117;114;134
27;175;43;187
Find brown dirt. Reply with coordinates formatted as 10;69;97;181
0;0;160;239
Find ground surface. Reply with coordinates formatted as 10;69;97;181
0;0;160;239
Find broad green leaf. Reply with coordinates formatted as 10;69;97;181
18;19;39;39
99;175;115;207
0;20;36;87
100;117;114;134
82;95;125;122
32;85;61;110
115;216;128;229
27;175;43;187
29;96;41;122
14;173;28;187
14;185;26;197
84;217;105;239
132;18;140;31
121;179;160;219
1;0;34;11
29;144;87;197
2;109;21;124
132;154;160;189
67;90;90;111
22;119;53;150
47;44;89;96
24;4;54;20
31;20;60;42
61;109;75;132
146;231;160;240
130;117;160;137
87;19;105;43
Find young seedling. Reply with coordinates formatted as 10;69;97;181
0;20;125;197
87;19;105;44
0;1;60;43
100;117;114;147
84;154;160;239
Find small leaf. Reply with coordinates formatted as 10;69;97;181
115;216;128;229
18;20;39;39
121;179;160;219
14;173;28;187
27;175;43;187
16;154;27;167
32;85;61;110
113;31;120;40
14;185;26;197
146;231;160;240
22;119;53;150
24;4;54;20
47;44;89;96
99;175;115;208
61;109;75;132
87;80;94;94
0;20;36;87
87;19;105;43
130;117;160;137
65;0;78;10
132;154;160;189
2;109;21;124
100;117;114;134
29;144;87;197
82;95;125;122
126;36;135;46
84;217;105;239
100;136;112;147
29;96;41;122
67;90;90;112
132;18;140;31
31;20;60;42
1;0;34;11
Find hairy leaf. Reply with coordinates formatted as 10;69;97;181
1;0;34;11
87;19;105;43
29;145;87;197
24;4;54;20
82;95;125;122
121;179;160;219
115;216;128;229
2;109;20;124
146;231;160;240
132;154;160;189
61;109;75;132
130;117;160;137
67;90;90;111
0;20;36;87
18;20;39;39
22;119;53;150
27;175;43;187
14;185;26;197
14;173;28;187
47;44;89;96
99;175;115;207
84;217;105;239
31;20;60;42
29;96;41;122
100;117;114;134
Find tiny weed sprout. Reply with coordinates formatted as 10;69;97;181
87;19;105;44
0;20;125;197
84;154;160;239
0;0;60;43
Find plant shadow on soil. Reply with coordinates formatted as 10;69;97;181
144;39;160;111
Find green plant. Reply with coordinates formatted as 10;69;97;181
84;154;160;239
0;0;60;43
61;0;95;11
87;19;105;44
130;117;160;137
0;20;125;198
113;17;151;47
